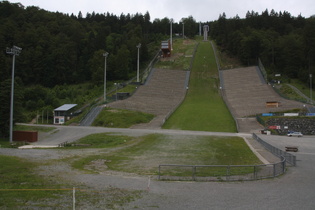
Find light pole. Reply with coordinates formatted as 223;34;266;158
182;22;185;39
114;83;119;101
170;18;173;51
6;45;22;143
103;52;109;102
136;43;141;83
310;74;313;104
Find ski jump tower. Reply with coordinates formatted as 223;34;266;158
203;25;209;41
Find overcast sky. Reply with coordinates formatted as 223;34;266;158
6;0;315;22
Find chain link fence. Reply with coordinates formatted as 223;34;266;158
252;133;296;166
158;132;292;182
158;156;285;182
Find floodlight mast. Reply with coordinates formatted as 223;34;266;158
310;74;313;104
6;45;22;143
170;19;173;50
136;43;141;83
103;52;109;102
183;22;185;38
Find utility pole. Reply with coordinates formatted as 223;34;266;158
103;52;109;102
170;18;173;50
310;74;313;104
183;22;185;39
136;43;141;83
6;46;22;143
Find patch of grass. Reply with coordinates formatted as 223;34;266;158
279;84;306;101
163;41;237;132
0;155;143;209
72;134;261;176
155;38;197;70
290;79;314;99
69;133;135;148
92;108;154;128
0;155;67;208
117;84;138;94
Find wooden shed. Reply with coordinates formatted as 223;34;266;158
161;40;171;58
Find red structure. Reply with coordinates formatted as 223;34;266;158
13;131;38;142
161;40;171;57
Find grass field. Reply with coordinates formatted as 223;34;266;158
0;155;68;208
71;133;261;176
0;154;142;209
163;41;237;132
92;108;154;128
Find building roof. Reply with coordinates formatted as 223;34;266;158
54;104;77;111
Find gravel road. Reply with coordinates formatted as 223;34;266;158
1;125;315;209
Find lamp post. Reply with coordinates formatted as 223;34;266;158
170;18;173;51
136;43;141;83
114;83;119;101
6;45;22;143
183;22;185;39
310;74;313;104
103;52;109;102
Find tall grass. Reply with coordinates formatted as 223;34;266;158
163;41;237;132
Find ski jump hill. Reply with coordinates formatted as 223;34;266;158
108;68;189;129
220;66;303;132
107;66;304;132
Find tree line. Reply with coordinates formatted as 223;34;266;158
1;1;314;138
210;9;315;83
0;1;199;137
0;2;200;87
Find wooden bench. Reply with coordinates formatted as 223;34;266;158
266;101;280;108
285;146;298;152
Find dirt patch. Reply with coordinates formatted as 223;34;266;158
183;39;194;45
160;53;183;61
84;159;110;172
107;109;120;113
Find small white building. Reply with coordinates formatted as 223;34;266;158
53;104;77;125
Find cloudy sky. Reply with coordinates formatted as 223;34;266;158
7;0;315;22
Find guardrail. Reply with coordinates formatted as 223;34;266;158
158;156;286;181
252;133;296;166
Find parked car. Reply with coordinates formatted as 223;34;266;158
287;132;303;137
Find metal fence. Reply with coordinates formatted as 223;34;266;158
258;58;268;82
158;157;285;181
252;133;296;166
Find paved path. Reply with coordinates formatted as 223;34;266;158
79;105;104;126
